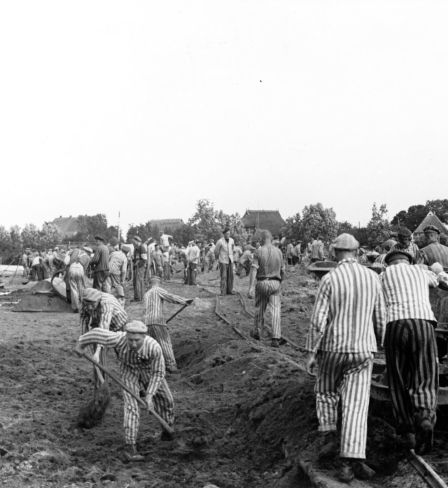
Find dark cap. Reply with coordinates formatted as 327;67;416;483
385;249;414;265
109;237;119;246
398;227;412;238
424;225;441;235
94;235;105;242
133;235;142;243
223;228;230;234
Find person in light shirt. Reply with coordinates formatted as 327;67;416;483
214;228;235;295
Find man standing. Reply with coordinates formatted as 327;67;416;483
306;233;386;483
67;246;88;313
310;236;325;262
132;236;148;302
185;241;200;285
76;320;174;461
152;244;164;278
214;228;235;295
160;232;172;252
382;250;439;454
421;225;448;267
392;228;422;263
90;236;111;292
143;276;193;372
109;237;127;306
250;230;285;348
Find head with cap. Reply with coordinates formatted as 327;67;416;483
223;228;230;240
149;276;161;288
424;225;441;244
81;288;102;310
109;237;119;249
132;235;142;245
95;236;105;246
332;233;359;262
385;249;413;266
397;227;412;246
82;246;93;255
125;320;148;350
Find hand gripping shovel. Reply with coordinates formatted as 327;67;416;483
79;352;174;435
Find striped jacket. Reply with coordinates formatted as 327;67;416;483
421;243;448;267
306;258;386;353
78;329;165;396
143;286;189;325
381;263;437;323
80;292;128;331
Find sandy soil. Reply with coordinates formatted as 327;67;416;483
0;265;441;487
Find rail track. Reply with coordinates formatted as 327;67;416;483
212;289;448;488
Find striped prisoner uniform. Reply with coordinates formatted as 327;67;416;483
80;292;128;332
252;245;285;339
306;258;386;459
143;285;189;371
421;242;448;267
382;264;439;432
78;329;173;445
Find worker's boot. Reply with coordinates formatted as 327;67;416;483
160;429;174;442
416;419;434;455
271;338;280;348
123;444;144;462
338;459;354;483
318;431;338;461
352;460;376;480
250;330;260;341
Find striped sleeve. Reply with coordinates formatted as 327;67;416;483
306;276;331;353
145;341;166;397
372;278;387;347
78;329;124;348
157;287;188;305
98;302;113;329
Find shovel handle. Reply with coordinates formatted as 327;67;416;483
166;303;189;324
80;352;174;434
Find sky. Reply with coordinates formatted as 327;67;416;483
1;1;448;232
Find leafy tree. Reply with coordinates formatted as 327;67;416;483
391;204;427;231
283;213;302;241
21;224;41;249
301;203;338;244
366;203;391;247
188;199;222;242
40;223;63;248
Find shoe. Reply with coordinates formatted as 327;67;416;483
318;431;338;460
271;338;280;348
416;419;433;455
250;331;260;341
167;365;181;375
401;432;416;450
160;430;174;442
338;460;354;483
123;444;144;462
352;461;375;480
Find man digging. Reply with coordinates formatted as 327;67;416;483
76;320;175;461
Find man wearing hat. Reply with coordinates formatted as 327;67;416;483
392;228;422;264
80;287;128;334
90;236;111;292
132;236;148;302
108;238;127;306
306;233;386;483
66;245;91;313
382;249;439;454
214;228;235;295
143;276;193;373
250;230;285;348
421;225;448;267
76;320;174;461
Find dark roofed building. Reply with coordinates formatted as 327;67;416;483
241;210;286;237
149;219;184;232
414;211;448;237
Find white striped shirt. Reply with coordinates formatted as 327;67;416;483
78;329;165;396
80;292;128;331
381;263;437;323
143;286;189;325
306;259;386;354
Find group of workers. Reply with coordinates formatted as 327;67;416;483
306;224;448;483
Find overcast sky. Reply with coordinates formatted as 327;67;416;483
1;1;447;232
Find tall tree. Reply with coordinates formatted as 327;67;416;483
366;203;391;247
301;203;338;244
283;213;302;241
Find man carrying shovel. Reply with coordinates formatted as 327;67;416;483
76;320;175;461
143;276;193;373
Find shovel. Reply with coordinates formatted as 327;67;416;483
79;351;174;434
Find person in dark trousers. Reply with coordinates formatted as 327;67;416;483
132;236;148;302
214;228;235;295
90;236;110;292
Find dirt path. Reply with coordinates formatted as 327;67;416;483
0;266;437;487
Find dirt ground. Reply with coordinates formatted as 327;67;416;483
0;265;442;487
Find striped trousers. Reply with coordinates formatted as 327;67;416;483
121;366;174;445
253;280;281;339
148;324;177;371
68;263;85;311
384;319;438;432
316;351;373;459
